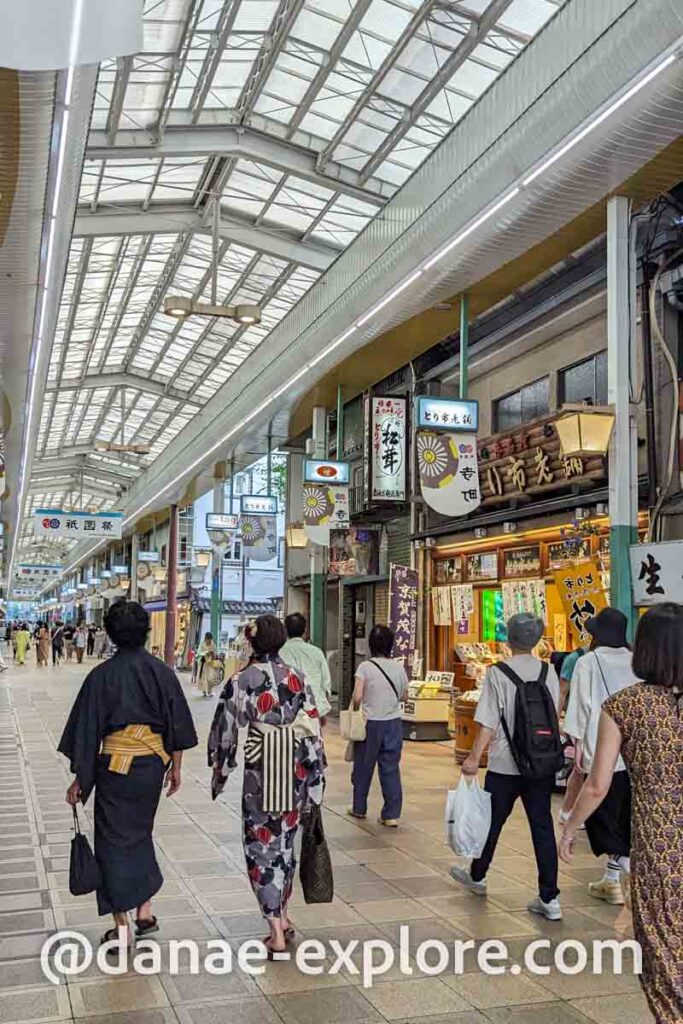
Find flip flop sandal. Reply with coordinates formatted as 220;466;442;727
135;916;159;936
263;939;288;961
100;928;132;951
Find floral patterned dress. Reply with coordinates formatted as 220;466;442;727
208;655;325;919
604;684;683;1023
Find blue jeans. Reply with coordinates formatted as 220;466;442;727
352;718;403;820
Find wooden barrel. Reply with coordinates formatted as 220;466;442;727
452;695;488;766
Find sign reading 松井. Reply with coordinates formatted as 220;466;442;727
34;509;123;539
371;396;407;502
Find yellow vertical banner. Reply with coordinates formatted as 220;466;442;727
554;559;607;643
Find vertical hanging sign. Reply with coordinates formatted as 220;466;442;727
371;396;407;501
389;564;418;678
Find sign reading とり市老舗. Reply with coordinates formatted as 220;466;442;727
371;397;407;501
34;509;123;539
554;559;607;643
629;541;683;605
240;495;278;515
416;397;478;432
478;415;606;505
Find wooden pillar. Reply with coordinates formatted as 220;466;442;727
164;504;179;668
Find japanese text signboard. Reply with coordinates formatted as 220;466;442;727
304;460;350;485
389;564;418;678
206;513;239;532
240;495;277;516
371;397;407;502
34;509;123;539
554;559;607;643
630;541;683;605
478;415;606;506
417;432;481;517
416;397;479;433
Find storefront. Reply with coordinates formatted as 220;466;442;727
143;590;192;665
416;413;647;753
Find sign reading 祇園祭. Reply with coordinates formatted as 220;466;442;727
34;509;123;539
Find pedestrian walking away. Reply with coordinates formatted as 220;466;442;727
349;624;409;828
561;603;683;1024
564;607;639;905
280;612;333;722
451;613;564;921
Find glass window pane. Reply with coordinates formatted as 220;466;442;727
522;377;549;421
595;350;608;405
495;391;522;432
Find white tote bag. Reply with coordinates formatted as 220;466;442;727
445;777;492;858
339;703;367;742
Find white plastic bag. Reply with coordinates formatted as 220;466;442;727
445;777;492;858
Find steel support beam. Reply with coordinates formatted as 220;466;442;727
45;372;196;405
73;205;339;271
359;0;516;184
607;196;637;635
86;124;388;203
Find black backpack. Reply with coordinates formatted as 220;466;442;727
496;663;565;779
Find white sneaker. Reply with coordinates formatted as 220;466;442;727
450;865;487;896
528;896;562;921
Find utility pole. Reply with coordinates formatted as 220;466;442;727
164;504;179;668
607;197;637;635
310;405;327;650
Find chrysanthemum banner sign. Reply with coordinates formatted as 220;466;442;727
371;397;407;501
240;516;278;562
302;485;350;547
417;432;481;517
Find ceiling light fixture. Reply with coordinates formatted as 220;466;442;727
163;296;262;325
36;45;681;595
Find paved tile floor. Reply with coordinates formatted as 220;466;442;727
0;654;653;1023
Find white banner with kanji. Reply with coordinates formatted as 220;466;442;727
34;509;123;539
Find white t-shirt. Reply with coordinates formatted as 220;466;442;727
356;659;409;721
564;647;639;772
475;655;561;775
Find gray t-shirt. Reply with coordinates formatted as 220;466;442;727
474;655;560;775
356;659;409;721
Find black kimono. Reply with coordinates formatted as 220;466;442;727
58;647;198;915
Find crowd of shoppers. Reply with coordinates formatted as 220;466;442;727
1;620;104;667
4;590;674;1021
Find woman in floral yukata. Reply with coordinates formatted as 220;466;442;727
208;614;325;955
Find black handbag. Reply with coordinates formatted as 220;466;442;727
69;806;102;896
299;803;334;904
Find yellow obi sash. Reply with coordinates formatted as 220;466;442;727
101;724;170;775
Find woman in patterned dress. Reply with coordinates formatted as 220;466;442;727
208;614;325;955
560;603;683;1023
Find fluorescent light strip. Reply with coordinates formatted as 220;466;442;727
356;271;422;327
423;189;521;271
35;46;681;593
523;53;676;186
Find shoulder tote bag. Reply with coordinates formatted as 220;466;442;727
339;702;367;741
69;806;102;896
299;803;334;904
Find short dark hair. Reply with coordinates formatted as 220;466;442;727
369;624;394;658
104;599;149;649
247;614;287;656
632;603;683;688
285;612;306;638
204;632;213;641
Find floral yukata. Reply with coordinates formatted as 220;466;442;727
208;655;325;919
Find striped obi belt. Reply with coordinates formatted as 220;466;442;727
244;710;320;813
101;724;171;775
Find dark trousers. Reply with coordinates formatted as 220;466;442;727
470;771;559;904
352;718;403;820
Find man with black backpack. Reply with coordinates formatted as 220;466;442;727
451;613;564;921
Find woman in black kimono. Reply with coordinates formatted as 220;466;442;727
59;600;197;944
